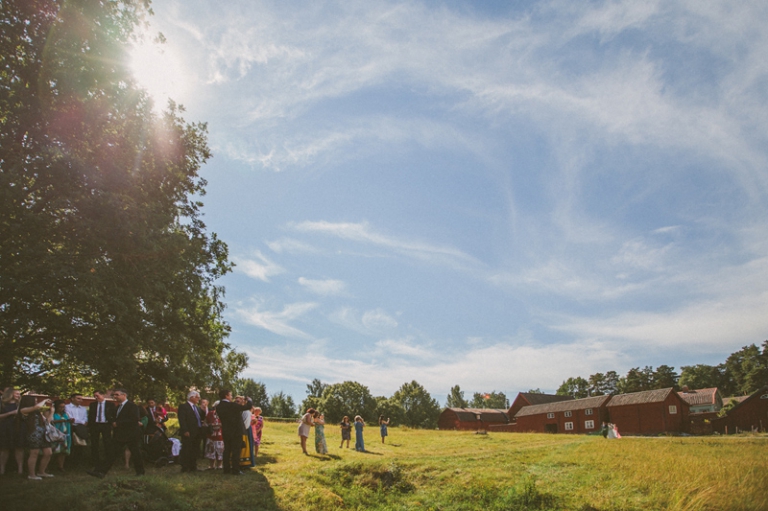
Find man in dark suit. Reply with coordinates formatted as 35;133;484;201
87;389;145;478
177;390;205;473
88;390;116;467
215;389;252;475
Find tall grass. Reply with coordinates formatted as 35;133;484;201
5;422;767;510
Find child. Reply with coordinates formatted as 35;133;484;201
379;415;390;444
204;402;224;469
339;416;351;449
354;415;365;452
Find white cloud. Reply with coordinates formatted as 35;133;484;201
235;251;284;282
266;237;320;255
298;277;346;296
235;301;318;340
328;307;398;335
238;337;627;398
290;220;481;269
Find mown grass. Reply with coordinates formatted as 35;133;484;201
4;421;767;510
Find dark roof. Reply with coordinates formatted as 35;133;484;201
679;388;719;406
517;393;575;406
606;388;675;407
514;395;610;417
722;395;749;406
442;408;509;423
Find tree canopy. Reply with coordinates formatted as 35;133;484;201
0;0;241;400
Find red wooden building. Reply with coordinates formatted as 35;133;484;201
507;392;574;420
512;395;610;434
606;388;689;435
710;386;768;434
437;408;510;431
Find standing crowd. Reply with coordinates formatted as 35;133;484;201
0;386;266;480
297;409;391;455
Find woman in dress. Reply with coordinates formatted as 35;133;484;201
251;407;264;459
51;400;72;472
314;412;328;454
354;415;365;452
0;387;24;476
238;396;255;468
297;408;315;454
339;416;351;449
17;395;54;480
204;401;224;469
379;415;390;444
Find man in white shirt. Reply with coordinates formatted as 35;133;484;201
64;393;89;468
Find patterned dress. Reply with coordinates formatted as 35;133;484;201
252;415;264;447
314;422;328;454
52;412;72;455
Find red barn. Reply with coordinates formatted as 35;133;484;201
507;392;574;420
711;386;768;434
606;388;689;435
512;395;611;434
438;408;509;431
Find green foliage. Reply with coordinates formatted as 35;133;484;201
470;390;509;409
300;378;327;414
235;378;270;414
721;342;768;396
679;364;725;391
374;395;404;426
391;380;440;428
557;377;590;398
269;391;297;418
315;380;377;424
446;384;469;408
0;0;243;397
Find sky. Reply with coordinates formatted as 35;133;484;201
129;0;768;406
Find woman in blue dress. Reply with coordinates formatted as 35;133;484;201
354;415;365;452
379;415;390;444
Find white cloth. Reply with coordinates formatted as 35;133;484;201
169;437;182;456
65;403;88;425
242;410;252;429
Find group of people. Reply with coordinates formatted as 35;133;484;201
0;386;265;480
298;409;390;455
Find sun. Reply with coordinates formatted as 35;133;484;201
128;31;190;111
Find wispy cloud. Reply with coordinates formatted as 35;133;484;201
235;251;284;282
290;220;481;269
235;301;318;340
329;307;398;336
298;277;346;296
266;237;320;255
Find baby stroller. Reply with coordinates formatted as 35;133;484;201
142;427;177;468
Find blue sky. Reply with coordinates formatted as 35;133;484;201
130;0;768;405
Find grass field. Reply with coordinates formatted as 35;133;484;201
5;420;768;511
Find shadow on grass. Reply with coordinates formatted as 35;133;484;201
4;465;284;511
357;450;383;456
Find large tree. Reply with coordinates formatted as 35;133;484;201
317;381;377;424
679;364;725;391
445;384;468;408
391;380;440;428
0;0;241;398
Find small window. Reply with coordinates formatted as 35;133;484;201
564;411;572;417
565;422;574;430
547;412;555;419
584;420;595;429
669;405;677;415
585;408;593;415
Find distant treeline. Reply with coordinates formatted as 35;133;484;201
556;340;768;399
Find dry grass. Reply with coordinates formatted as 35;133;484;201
5;421;768;510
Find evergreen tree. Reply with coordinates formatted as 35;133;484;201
446;385;469;408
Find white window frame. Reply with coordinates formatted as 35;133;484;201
585;408;593;415
547;412;555;419
564;411;572;417
669;405;677;415
564;422;574;431
584;420;595;429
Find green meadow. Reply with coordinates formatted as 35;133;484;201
5;421;767;511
